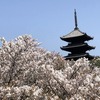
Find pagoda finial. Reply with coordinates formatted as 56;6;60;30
74;9;78;30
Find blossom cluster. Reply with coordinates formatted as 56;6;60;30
0;35;100;100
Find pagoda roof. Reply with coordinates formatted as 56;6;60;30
60;10;93;42
60;28;93;39
64;53;94;60
61;29;84;39
60;29;93;42
60;43;95;51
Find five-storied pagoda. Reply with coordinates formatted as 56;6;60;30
60;10;95;60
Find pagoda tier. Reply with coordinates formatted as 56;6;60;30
60;10;95;60
60;43;95;53
64;53;94;60
60;29;93;42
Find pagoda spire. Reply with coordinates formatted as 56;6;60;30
74;9;78;30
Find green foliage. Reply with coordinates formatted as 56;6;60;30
90;56;100;67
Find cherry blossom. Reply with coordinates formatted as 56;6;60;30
0;35;100;100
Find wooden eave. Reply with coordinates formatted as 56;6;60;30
60;29;93;42
60;43;95;52
64;53;94;60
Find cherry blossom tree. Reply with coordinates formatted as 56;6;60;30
0;35;100;100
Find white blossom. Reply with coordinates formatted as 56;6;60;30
94;76;100;82
0;35;100;100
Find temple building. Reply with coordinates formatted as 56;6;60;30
60;10;95;60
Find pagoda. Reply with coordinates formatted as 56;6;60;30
60;10;95;60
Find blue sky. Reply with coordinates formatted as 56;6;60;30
0;0;100;56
